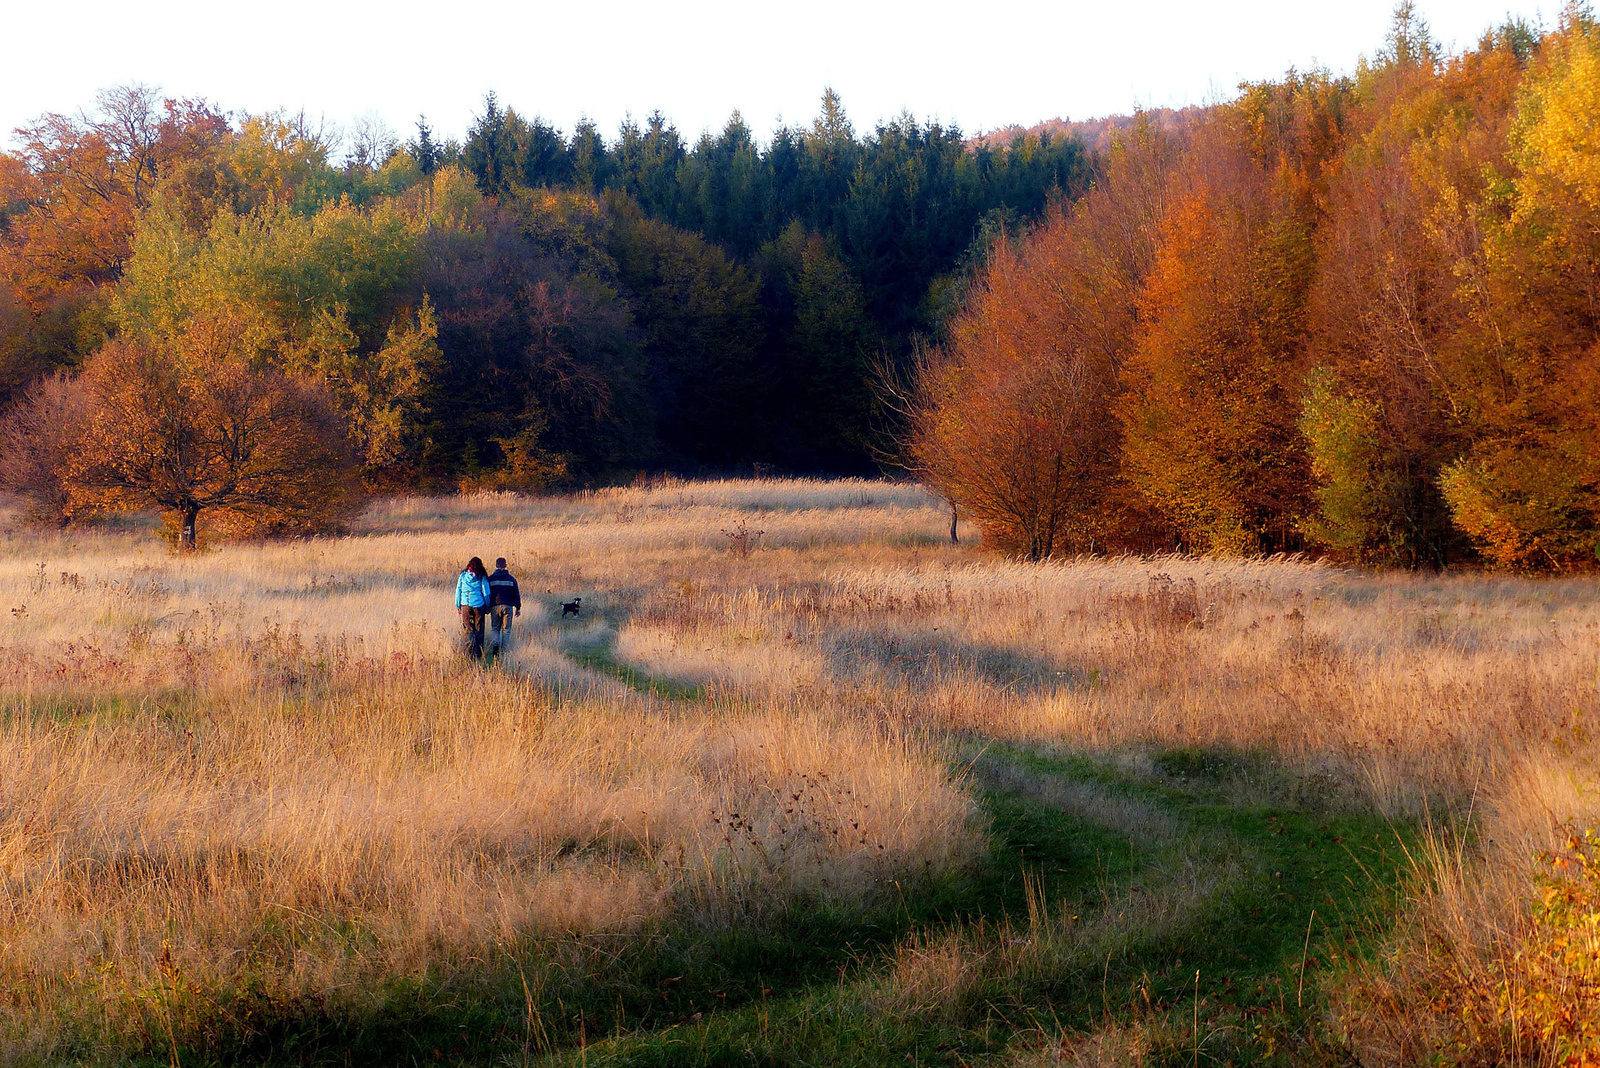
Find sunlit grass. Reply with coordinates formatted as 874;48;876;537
0;480;1593;1065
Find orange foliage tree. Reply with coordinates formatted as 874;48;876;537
904;12;1600;571
1119;129;1320;554
904;128;1174;558
1304;28;1525;566
0;87;234;408
907;313;1121;560
61;318;360;549
1436;13;1600;568
1;87;230;306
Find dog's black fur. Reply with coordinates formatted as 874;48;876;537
561;598;582;617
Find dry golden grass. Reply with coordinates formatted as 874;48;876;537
0;477;1595;1062
0;482;975;1059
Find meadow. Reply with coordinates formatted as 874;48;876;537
0;478;1595;1066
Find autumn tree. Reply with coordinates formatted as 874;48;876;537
907;300;1121;559
62;317;360;550
0;89;374;422
1303;29;1524;565
0;89;230;409
223;110;344;212
4;85;163;302
904;127;1175;557
1436;10;1600;567
1120;113;1324;554
896;7;1600;570
0;88;236;300
0;371;87;525
116;195;440;474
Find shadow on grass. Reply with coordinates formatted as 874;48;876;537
126;736;1413;1068
821;625;1066;694
521;589;707;703
564;641;706;702
544;745;1413;1066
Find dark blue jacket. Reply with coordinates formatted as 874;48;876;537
487;568;521;609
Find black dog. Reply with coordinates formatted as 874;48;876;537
561;598;582;618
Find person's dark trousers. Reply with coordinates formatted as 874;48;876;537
489;604;514;657
459;606;486;659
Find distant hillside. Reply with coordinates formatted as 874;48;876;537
969;107;1202;154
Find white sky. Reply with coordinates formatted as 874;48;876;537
1;0;1557;153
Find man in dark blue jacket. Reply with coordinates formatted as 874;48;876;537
487;558;521;658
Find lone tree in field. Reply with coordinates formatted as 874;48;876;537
906;338;1116;560
63;317;360;549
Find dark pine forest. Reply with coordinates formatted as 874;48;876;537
442;90;1088;477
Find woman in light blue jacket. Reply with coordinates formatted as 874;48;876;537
455;556;491;659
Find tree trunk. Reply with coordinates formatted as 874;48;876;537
949;501;959;545
180;506;199;552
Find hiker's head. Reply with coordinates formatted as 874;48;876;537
495;558;507;570
466;557;487;579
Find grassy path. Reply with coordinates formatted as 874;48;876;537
502;626;1413;1067
204;622;1408;1066
527;746;1407;1066
57;723;1418;1068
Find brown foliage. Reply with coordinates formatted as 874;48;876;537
904;128;1175;558
1120;146;1318;554
913;101;1331;558
1303;42;1524;565
0;372;87;525
909;21;1600;570
1112;80;1345;555
908;330;1117;561
63;318;361;549
0;88;230;309
0;89;234;414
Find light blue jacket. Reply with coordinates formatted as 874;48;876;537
455;571;490;609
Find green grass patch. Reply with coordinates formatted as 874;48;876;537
530;743;1413;1067
565;641;706;702
71;692;1412;1066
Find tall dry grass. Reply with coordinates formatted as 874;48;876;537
586;522;1600;1061
0;478;1595;1061
612;549;1598;810
0;483;975;1059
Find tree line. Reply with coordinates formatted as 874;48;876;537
903;4;1600;570
0;87;1088;545
0;88;1084;544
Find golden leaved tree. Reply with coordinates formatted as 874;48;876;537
1436;11;1600;567
115;195;441;476
1120;170;1318;554
1299;36;1524;566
